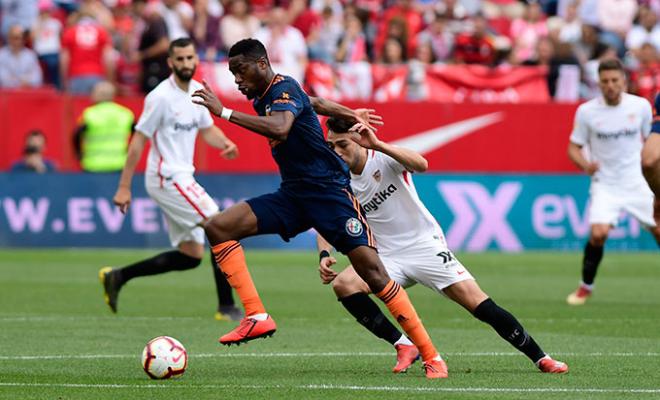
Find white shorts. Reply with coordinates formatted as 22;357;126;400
145;173;219;247
379;245;474;294
589;181;656;228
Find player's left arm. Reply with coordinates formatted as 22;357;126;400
199;125;239;160
316;234;337;285
192;81;295;141
309;96;384;129
350;123;428;172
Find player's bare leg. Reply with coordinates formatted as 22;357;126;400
567;224;610;305
100;240;204;313
203;202;276;345
347;247;447;378
443;280;568;373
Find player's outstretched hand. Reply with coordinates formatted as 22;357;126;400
221;138;239;160
319;256;338;284
349;122;382;150
192;80;224;116
113;187;131;214
354;108;384;129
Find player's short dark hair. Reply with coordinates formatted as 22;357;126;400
228;38;269;62
598;58;625;74
326;117;354;134
169;37;195;55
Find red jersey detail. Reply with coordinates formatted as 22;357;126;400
61;23;110;77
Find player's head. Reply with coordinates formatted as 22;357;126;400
227;38;271;100
168;37;198;82
597;58;626;105
326;117;364;171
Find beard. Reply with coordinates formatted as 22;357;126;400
173;65;196;82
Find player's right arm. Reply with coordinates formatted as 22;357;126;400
114;93;162;213
567;106;599;175
113;132;148;214
192;81;295;141
316;234;337;284
310;96;384;129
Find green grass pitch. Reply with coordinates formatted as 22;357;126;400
0;249;659;399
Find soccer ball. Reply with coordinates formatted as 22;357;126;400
141;336;188;379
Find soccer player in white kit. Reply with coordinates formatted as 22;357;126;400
317;117;568;375
100;38;242;319
566;59;660;306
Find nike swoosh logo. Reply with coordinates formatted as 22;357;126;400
172;352;184;363
457;270;466;275
391;112;504;155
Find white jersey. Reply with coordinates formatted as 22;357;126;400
135;76;214;179
350;150;447;255
570;93;652;187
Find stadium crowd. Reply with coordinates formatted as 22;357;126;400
1;0;660;101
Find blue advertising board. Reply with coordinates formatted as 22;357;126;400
0;173;657;251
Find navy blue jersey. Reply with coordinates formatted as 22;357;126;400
653;93;660;134
252;75;349;186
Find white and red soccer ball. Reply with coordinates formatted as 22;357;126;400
141;336;188;379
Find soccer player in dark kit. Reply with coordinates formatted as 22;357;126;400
192;38;447;378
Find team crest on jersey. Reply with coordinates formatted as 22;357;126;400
345;218;363;237
372;170;381;182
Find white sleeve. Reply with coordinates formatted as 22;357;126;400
135;93;163;138
199;106;214;130
377;151;406;174
641;99;653;139
569;105;589;146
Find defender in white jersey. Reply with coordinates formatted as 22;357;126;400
566;59;660;306
317;117;568;375
99;39;242;321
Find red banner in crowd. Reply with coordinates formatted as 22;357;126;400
0;89;582;174
425;65;551;103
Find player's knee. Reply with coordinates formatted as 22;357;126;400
590;230;608;246
332;269;368;297
642;154;660;172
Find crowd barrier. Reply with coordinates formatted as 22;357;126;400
1;173;656;251
0;89;582;174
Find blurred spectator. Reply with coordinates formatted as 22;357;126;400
629;42;660;101
156;0;194;40
452;14;496;65
78;0;114;31
382;37;406;64
510;2;548;64
10;130;56;173
417;12;454;63
375;0;423;59
482;0;523;20
597;0;637;57
254;7;308;82
1;0;39;39
436;0;470;34
32;0;62;88
573;24;609;66
220;0;261;51
60;9;114;94
335;13;368;62
578;0;599;27
626;5;660;56
192;0;223;61
73;81;134;172
408;40;437;100
0;25;43;88
557;1;582;44
307;6;343;63
133;0;170;93
289;0;322;39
